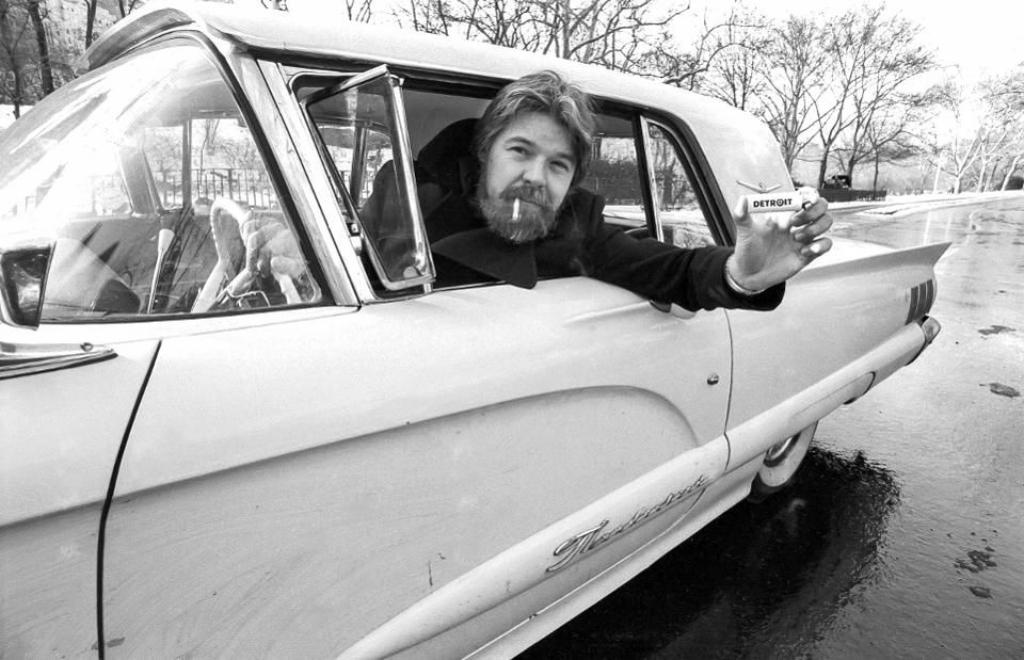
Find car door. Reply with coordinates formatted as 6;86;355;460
97;69;735;658
0;330;158;656
99;283;731;659
0;36;333;657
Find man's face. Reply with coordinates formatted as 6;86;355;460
477;111;577;243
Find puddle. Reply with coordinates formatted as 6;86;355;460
955;548;998;573
978;325;1015;336
980;382;1021;398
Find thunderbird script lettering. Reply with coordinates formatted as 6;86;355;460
546;475;709;573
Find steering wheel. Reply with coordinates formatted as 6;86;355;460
192;197;308;313
148;205;193;314
192;197;245;312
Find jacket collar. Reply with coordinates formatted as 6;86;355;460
430;227;538;288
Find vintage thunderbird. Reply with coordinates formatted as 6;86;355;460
0;2;946;657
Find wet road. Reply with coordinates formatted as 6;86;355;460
521;195;1024;659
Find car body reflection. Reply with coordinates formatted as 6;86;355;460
520;445;901;659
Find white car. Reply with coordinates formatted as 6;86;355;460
0;2;946;657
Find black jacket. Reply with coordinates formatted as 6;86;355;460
426;186;784;313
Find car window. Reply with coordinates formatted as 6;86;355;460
303;70;434;294
586;115;648;235
587;118;714;248
299;75;717;295
0;40;323;322
646;122;715;248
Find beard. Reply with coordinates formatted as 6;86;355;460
476;175;560;244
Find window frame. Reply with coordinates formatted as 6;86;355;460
640;114;733;248
142;33;334;311
300;65;436;292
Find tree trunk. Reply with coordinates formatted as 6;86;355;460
986;159;1001;192
816;146;831;188
26;0;52;95
931;153;944;193
1000;154;1021;190
85;0;97;48
845;153;858;182
11;66;23;117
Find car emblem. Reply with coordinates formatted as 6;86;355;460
546;474;709;573
737;180;782;194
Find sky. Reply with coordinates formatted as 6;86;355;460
738;0;1024;80
6;0;1018;129
271;0;1024;82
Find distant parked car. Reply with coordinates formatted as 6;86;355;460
0;3;945;657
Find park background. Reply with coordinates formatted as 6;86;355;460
3;0;1024;197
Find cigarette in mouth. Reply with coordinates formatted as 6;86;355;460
512;198;520;223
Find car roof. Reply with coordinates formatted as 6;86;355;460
85;0;792;207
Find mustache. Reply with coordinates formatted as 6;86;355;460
501;184;552;209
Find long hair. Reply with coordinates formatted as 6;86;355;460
474;71;596;186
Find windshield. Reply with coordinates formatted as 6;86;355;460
0;40;323;321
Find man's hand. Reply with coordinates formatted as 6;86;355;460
728;195;834;292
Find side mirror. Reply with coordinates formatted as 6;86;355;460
0;240;53;329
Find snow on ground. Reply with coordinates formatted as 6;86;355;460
831;190;1024;217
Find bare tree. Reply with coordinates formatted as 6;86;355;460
830;7;933;186
857;99;928;192
694;8;770;111
85;0;100;48
925;77;986;193
24;0;52;95
976;69;1024;189
397;0;688;73
83;0;143;57
0;0;34;117
645;4;766;95
345;0;374;22
757;15;830;172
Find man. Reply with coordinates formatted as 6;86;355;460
425;70;833;311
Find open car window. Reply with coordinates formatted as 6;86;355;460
0;39;323;322
295;72;718;296
302;68;434;294
644;121;714;249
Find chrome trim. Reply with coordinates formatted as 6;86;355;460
922;315;941;344
257;61;369;305
763;434;799;466
906;279;937;325
225;52;359;307
0;342;116;380
388;74;435;293
638;116;666;244
300;66;435;293
643;116;722;247
737;180;782;193
907;315;942;366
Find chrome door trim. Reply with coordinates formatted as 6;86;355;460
0;341;117;380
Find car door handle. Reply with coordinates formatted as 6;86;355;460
0;341;116;380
